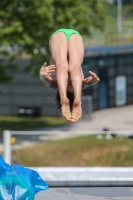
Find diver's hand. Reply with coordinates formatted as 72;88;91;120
40;62;56;77
83;71;100;86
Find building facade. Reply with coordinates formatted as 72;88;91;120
0;45;133;116
0;59;59;116
82;45;133;110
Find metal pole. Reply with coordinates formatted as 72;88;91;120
117;0;123;40
3;130;11;164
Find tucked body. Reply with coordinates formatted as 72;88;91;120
40;28;100;122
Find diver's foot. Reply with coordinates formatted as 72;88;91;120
61;98;71;122
71;98;82;123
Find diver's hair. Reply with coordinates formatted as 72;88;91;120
55;90;74;112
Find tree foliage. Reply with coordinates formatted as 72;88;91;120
0;0;106;80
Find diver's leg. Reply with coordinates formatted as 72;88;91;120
49;33;71;121
68;34;84;122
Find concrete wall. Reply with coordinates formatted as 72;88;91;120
0;59;60;116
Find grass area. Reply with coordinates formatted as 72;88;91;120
0;116;68;134
17;134;133;167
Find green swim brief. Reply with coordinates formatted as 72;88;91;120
51;28;81;40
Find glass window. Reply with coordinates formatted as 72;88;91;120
127;87;133;94
125;54;133;64
108;68;115;77
127;76;133;84
83;57;97;69
101;55;115;66
82;64;90;77
117;54;126;65
109;89;115;97
109;78;115;87
117;65;125;75
126;66;133;75
87;57;98;69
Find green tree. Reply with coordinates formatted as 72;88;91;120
0;0;106;79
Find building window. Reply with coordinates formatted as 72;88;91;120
126;66;133;75
109;89;115;97
109;78;115;87
117;54;126;65
127;76;133;85
117;65;125;75
127;87;133;94
125;54;133;64
108;68;115;77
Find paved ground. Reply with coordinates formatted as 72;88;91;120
35;187;133;200
1;105;133;151
43;104;133;132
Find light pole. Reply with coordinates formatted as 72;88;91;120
117;0;123;40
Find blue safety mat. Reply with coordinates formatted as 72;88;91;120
0;155;48;200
